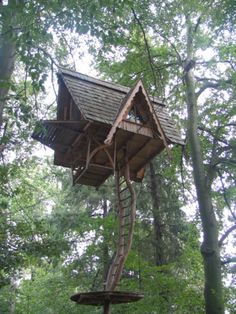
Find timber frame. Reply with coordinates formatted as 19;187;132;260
32;69;183;186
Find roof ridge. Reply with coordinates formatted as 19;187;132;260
58;67;165;106
59;67;129;93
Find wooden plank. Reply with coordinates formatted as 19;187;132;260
83;166;111;176
134;143;165;172
77;171;112;188
126;138;152;166
82;172;107;181
75;178;101;187
70;291;144;306
104;80;143;145
60;69;183;146
73;162;112;185
63;71;129;94
119;121;153;138
63;121;92;163
43;120;86;125
89;163;113;171
37;139;70;152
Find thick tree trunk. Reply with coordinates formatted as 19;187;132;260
0;0;17;128
149;162;165;266
184;19;224;314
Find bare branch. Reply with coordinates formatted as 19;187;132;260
131;8;159;90
61;33;76;70
198;125;231;146
217;169;236;221
194;16;202;33
196;60;236;72
221;256;236;265
196;78;233;98
215;158;236;167
36;46;60;68
219;225;236;247
152;25;183;65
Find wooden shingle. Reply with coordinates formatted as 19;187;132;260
33;68;184;187
59;68;183;145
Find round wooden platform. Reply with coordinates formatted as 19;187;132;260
70;291;144;306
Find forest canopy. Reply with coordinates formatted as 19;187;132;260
0;1;235;313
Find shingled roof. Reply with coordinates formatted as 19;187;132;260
58;68;183;145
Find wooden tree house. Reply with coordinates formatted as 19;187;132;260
32;68;183;313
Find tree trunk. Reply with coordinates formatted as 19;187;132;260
149;162;165;266
103;301;111;314
9;275;16;314
0;0;18;128
102;199;109;289
184;19;224;314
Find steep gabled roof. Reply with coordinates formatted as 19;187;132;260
58;68;183;145
104;80;168;148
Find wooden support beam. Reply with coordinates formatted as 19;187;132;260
74;160;113;171
134;142;165;173
119;120;154;138
93;138;114;169
43;120;87;126
73;167;87;185
41;141;70;151
121;138;152;170
65;121;92;158
115;131;137;166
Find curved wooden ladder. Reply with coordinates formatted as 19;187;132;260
105;161;136;291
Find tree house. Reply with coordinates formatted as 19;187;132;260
32;68;183;313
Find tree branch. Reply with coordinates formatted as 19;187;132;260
215;158;236;167
217;169;236;221
196;79;233;98
221;256;236;265
198;125;231;147
219;225;236;247
152;25;183;65
131;8;159;90
194;16;202;33
196;60;236;72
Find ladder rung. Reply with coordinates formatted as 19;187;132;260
121;222;130;227
119;179;126;186
120;196;131;202
122;214;130;218
120;187;128;193
123;203;132;209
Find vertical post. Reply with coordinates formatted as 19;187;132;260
103;301;111;314
102;198;109;290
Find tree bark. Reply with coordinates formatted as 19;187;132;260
149;162;165;266
103;301;111;314
184;18;224;314
102;198;109;289
0;0;18;128
9;275;16;314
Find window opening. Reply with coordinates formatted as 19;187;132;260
126;105;143;124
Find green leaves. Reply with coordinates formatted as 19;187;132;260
0;0;235;313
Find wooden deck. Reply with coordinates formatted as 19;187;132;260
70;291;144;306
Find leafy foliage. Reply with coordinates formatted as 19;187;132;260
0;0;235;313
